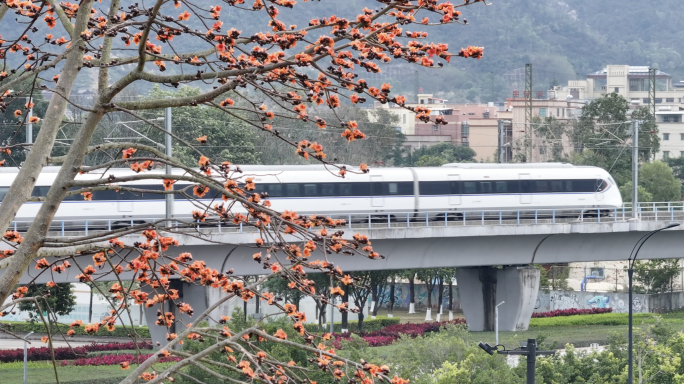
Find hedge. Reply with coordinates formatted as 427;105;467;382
529;313;669;327
303;316;400;333
0;341;153;363
0;320;150;339
532;308;612;318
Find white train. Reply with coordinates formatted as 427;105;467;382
0;163;621;224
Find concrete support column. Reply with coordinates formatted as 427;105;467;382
456;266;539;332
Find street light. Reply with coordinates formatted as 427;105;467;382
495;301;505;345
479;338;554;384
23;331;34;384
627;223;680;384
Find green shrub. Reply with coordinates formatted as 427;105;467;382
303;316;400;333
529;313;684;327
0;320;150;339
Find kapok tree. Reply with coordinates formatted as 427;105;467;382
0;0;486;382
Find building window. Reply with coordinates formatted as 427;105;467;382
539;108;546;117
681;133;684;141
663;115;680;123
614;87;619;93
681;151;684;157
655;98;663;104
556;108;560;116
643;98;650;104
667;98;675;103
461;122;469;135
420;99;425;104
664;133;670;140
432;125;439;132
589;268;604;278
663;151;670;158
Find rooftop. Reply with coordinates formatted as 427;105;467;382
587;66;671;78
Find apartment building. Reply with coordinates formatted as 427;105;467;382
369;94;502;161
552;65;684;160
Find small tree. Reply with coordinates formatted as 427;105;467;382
634;259;681;294
18;283;76;323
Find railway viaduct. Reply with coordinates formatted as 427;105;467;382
4;208;684;343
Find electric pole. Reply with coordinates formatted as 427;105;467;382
632;120;639;219
648;67;656;121
165;106;174;226
498;120;505;163
525;63;533;162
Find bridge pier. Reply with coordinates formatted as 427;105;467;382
456;266;539;332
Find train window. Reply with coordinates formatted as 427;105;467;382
495;181;507;193
595;180;607;191
397;182;414;195
388;183;398;195
520;180;530;193
321;184;336;196
352;183;371;196
565;181;573;192
419;181;446;195
268;184;283;197
286;184;300;197
535;181;548;192
573;180;594;192
449;181;461;194
0;187;8;202
304;184;318;196
551;180;563;192
480;182;492;193
464;182;477;194
339;183;352;196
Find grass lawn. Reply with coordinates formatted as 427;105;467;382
0;360;175;384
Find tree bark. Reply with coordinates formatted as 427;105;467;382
437;276;444;311
389;276;395;314
341;285;349;330
408;274;415;306
0;1;92;244
448;279;453;311
88;285;93;323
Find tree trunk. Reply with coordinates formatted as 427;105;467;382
437;276;444;312
389;276;395;314
448;279;453;311
0;1;92;247
370;278;378;315
408;274;415;306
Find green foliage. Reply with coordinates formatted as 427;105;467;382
619;182;654;203
634;258;682;294
17;283;76;319
1;320;150;338
536;265;570;293
639;161;682;202
370;324;522;384
527;313;684;327
398;142;476;167
303;316;400;333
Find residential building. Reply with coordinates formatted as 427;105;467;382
369;94;505;161
552;65;684;160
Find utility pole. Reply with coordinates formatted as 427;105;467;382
165;107;174;226
479;338;554;384
498;120;505;163
525;63;533;162
26;97;33;144
632;120;639;219
649;67;656;121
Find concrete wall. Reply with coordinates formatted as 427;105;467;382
533;290;649;314
648;292;684;313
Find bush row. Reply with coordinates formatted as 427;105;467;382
0;341;152;363
66;353;180;367
1;321;150;339
530;313;657;327
333;319;467;348
532;308;612;318
303;316;400;333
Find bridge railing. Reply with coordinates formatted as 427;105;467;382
7;201;683;238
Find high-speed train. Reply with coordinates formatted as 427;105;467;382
0;163;622;223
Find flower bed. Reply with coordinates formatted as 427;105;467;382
334;319;467;348
532;308;612;318
0;341;152;363
65;353;179;367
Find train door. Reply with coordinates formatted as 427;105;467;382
118;191;133;212
594;178;605;201
370;175;384;207
519;174;532;204
448;174;461;205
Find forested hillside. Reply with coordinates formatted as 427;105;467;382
2;0;681;101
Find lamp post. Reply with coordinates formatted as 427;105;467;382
23;331;34;384
627;223;680;384
495;301;505;345
479;338;554;384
